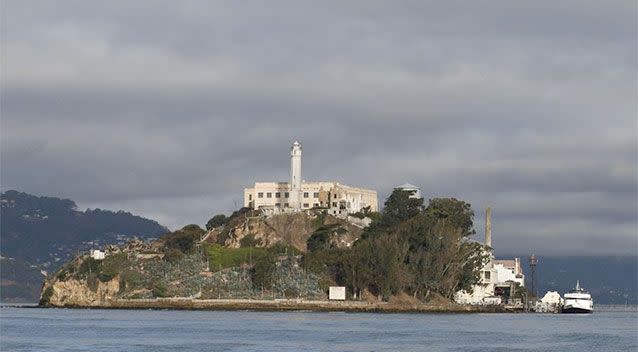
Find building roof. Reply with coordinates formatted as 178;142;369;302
494;259;517;268
395;183;419;190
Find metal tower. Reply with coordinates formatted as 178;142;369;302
528;254;538;300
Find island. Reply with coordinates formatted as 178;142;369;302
38;189;516;313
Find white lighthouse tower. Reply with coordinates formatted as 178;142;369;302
289;141;302;209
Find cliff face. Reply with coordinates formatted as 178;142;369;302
42;277;120;307
205;211;362;252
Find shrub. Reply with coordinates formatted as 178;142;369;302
216;228;231;245
307;224;343;252
120;270;144;289
56;271;68;281
251;251;276;289
163;225;205;254
240;234;260;247
100;253;128;281
151;281;168;298
87;273;99;292
206;214;227;230
78;257;102;276
39;286;54;306
164;248;184;262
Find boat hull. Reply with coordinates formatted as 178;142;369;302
562;307;593;314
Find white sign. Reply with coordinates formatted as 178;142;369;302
329;286;346;300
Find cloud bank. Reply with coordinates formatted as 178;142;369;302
2;0;636;255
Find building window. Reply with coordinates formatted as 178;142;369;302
332;202;337;207
313;192;319;198
303;203;309;208
303;192;309;198
249;195;252;200
284;192;289;198
275;203;281;207
284;203;289;207
484;271;491;280
334;194;339;199
275;192;281;198
258;192;263;198
266;192;272;198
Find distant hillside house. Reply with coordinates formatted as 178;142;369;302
243;141;378;216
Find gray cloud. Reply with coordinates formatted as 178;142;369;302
2;0;636;255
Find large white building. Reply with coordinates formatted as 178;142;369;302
455;207;526;305
243;141;378;216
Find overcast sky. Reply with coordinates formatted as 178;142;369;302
2;1;636;256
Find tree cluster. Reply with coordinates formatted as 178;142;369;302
161;224;206;261
304;190;488;301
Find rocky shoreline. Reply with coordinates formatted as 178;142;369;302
39;298;508;313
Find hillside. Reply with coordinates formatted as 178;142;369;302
0;190;169;302
203;208;363;252
0;257;46;303
39;209;363;306
39;192;490;309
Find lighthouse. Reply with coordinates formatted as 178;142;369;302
289;141;302;209
242;141;378;214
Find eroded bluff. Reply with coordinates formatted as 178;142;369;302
203;211;363;251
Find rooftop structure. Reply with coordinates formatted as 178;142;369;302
395;183;422;199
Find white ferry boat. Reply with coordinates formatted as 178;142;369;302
562;280;593;314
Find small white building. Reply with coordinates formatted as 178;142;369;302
90;249;106;260
395;183;422;199
493;258;525;287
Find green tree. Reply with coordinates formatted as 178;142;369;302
362;189;424;238
346;234;409;300
382;189;424;224
206;214;227;230
396;198;486;299
251;251;276;289
162;224;205;256
240;234;259;247
302;192;487;302
306;224;344;252
423;198;475;238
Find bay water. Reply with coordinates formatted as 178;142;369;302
1;307;636;351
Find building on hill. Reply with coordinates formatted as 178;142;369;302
455;207;525;305
243;141;378;216
395;183;422;199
